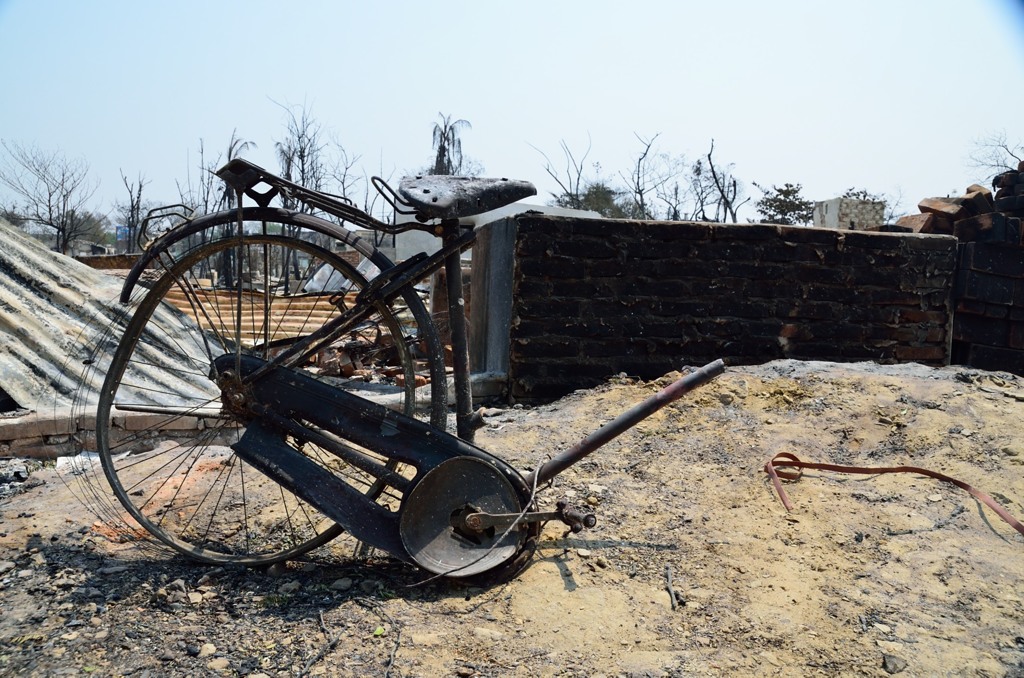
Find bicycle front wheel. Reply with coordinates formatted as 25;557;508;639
96;218;445;565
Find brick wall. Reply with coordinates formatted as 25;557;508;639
952;242;1024;373
508;215;957;401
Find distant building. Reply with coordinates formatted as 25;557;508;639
813;198;886;231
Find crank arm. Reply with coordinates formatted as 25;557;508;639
463;500;598;533
462;511;562;531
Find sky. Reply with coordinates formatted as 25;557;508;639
1;0;1024;223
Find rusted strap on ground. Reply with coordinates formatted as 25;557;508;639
764;452;1024;539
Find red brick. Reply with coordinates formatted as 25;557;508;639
894;345;947;361
955;299;987;315
954;213;1007;243
897;309;946;324
966;183;993;199
924;215;954;235
919;197;967;221
960;241;1024;276
1010;322;1024;350
962;190;995;216
895;213;934;233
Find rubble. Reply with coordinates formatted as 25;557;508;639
901;163;1024;373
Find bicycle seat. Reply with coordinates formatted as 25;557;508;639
397;175;536;221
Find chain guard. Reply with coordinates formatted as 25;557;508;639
217;354;536;580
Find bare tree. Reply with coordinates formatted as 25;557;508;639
619;133;685;220
328;138;362;202
687;158;720;221
0;204;24;228
532;136;593;209
115;171;149;253
275;102;326;211
0;140;99;253
177;131;255;213
177;140;221;214
659;182;686;221
431;113;472;176
703;139;748;223
968;130;1023;181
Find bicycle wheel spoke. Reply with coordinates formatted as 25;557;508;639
93;213;445;565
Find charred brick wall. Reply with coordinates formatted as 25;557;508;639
508;215;957;401
952;242;1024;373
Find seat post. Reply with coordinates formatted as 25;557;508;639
441;222;477;441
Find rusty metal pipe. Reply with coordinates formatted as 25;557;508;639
524;359;726;487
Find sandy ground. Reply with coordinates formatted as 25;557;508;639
1;358;1023;677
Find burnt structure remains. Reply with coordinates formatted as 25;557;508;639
507;215;956;401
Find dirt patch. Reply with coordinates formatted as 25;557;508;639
1;359;1023;677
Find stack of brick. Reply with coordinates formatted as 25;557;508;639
895;181;1022;245
943;162;1024;374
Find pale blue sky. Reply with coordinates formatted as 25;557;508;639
1;0;1023;220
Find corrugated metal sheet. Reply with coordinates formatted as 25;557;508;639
0;218;214;412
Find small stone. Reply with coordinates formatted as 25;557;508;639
97;566;128;575
719;393;734;405
882;653;908;674
585;496;599;507
278;580;301;595
187;592;204;605
577;548;592;558
927;494;942;503
330;577;353;592
198;643;217;657
472;626;504;641
595;556;610;569
0;561;14;575
266;562;289;578
196;567;225;586
207;657;230;671
874;623;892;634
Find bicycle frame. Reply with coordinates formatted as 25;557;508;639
105;157;726;581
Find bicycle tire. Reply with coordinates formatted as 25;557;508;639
96;216;446;566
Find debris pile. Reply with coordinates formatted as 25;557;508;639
897;163;1024;373
895;163;1024;245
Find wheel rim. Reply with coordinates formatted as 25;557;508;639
96;224;441;565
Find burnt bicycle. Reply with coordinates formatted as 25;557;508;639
95;158;723;582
